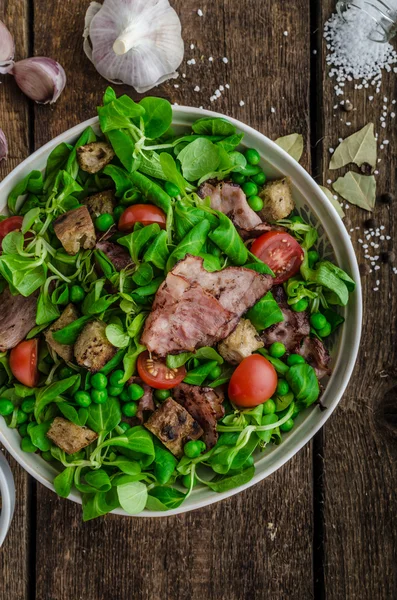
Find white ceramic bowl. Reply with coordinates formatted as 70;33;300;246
0;451;15;546
0;107;362;517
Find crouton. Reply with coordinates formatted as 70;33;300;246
53;206;96;255
74;320;116;373
47;417;98;455
84;190;115;218
258;177;295;222
218;318;264;365
77;142;115;174
44;303;79;361
145;398;203;458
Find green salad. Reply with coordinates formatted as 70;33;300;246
0;87;355;519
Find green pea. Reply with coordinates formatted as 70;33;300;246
292;298;309;312
114;205;124;222
263;399;276;414
208;366;222;381
70;285;85;303
269;342;286;358
247;195;264;212
252;172;266;186
91;389;108;404
240;164;261;176
0;398;14;416
277;379;290;396
245;148;260;165
21;398;35;414
164;181;180;197
108;385;124;397
95;213;115;232
122;402;138;417
286;354;305;366
120;190;140;205
21;436;37;453
154;389;171;401
74;391;92;407
310;313;327;330
231;172;246;185
16;410;28;425
41;450;54;462
242;181;259;198
110;369;125;387
18;423;29;437
318;322;332;338
27;422;37;435
184;440;206;459
128;383;144;401
91;373;108;390
118;421;130;433
280;418;295;432
59;366;74;379
182;474;198;489
120;389;130;403
308;250;319;268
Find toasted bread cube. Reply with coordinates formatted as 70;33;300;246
44;303;79;361
53;206;96;256
258;177;295;222
47;417;98;455
145;398;203;458
74;320;116;373
218;318;264;365
84;190;115;218
77;142;115;174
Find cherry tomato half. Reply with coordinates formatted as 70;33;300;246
228;354;277;408
251;231;304;284
0;216;24;252
118;204;166;232
137;351;186;390
9;339;39;388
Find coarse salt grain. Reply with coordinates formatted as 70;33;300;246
239;100;245;107
208;57;213;62
270;107;276;113
197;9;203;17
194;86;200;92
222;57;228;64
283;31;289;36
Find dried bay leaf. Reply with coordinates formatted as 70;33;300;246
332;172;376;211
329;123;377;171
319;185;345;218
275;133;304;162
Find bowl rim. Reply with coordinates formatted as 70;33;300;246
0;105;362;517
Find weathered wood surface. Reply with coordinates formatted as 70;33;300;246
0;0;395;598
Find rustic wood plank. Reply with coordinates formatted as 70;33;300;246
0;1;32;599
315;3;397;599
32;1;314;599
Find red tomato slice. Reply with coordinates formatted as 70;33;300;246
118;204;166;232
0;216;24;251
228;354;277;408
251;231;304;284
9;339;39;388
137;351;186;390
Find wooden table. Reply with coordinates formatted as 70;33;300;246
0;1;396;598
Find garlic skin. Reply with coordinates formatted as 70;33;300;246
12;57;66;104
84;0;184;93
0;129;8;163
0;20;15;75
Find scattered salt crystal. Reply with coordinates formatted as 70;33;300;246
197;9;203;17
358;238;363;243
271;107;276;113
283;31;289;37
329;148;335;154
190;44;195;50
373;287;379;291
350;228;354;232
374;170;379;175
194;85;200;92
346;122;351;126
208;57;213;62
225;84;230;89
239;100;245;107
374;265;380;270
327;179;332;184
383;140;389;144
386;235;391;240
313;49;318;55
369;96;374;101
219;85;224;91
174;84;179;88
215;89;221;97
222;57;228;64
384;96;388;102
381;122;386;128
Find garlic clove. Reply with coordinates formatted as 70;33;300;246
0;128;8;163
0;20;15;74
11;57;66;104
86;0;184;93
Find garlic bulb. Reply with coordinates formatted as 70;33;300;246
84;0;184;93
0;20;15;74
0;128;8;163
11;58;66;104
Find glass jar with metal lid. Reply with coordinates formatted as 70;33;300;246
337;0;397;42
